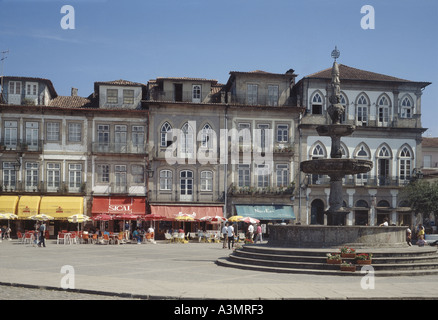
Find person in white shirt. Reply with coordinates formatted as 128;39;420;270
247;224;254;240
222;223;228;248
227;223;235;249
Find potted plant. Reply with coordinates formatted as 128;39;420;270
340;246;356;258
355;253;373;265
244;238;254;244
326;253;342;264
340;261;356;272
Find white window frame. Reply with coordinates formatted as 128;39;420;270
159;170;172;191
200;170;213;192
68;123;82;142
68;163;82;190
25;162;39;191
47;163;61;191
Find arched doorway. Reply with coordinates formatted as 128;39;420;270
310;199;325;225
354;199;369;225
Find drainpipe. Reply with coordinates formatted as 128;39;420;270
224;105;228;218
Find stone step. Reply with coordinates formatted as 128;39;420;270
216;257;438;277
216;245;438;277
234;248;438;265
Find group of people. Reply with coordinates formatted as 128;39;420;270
132;226;155;244
0;225;12;241
33;222;47;247
221;222;263;249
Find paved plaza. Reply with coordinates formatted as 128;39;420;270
0;239;437;300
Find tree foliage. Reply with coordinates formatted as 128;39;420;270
402;180;438;217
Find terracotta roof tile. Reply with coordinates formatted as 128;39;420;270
305;64;414;83
422;137;438;148
49;96;92;108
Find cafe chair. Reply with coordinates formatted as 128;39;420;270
102;234;110;245
115;232;126;245
57;232;67;245
164;232;172;243
24;232;34;244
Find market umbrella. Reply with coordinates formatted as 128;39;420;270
91;214;113;221
29;214;54;221
239;217;260;224
91;214;113;233
67;214;91;233
175;213;195;232
143;213;167;231
114;214;138;220
227;215;243;222
227;215;243;237
0;213;18;236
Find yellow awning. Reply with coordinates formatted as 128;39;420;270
17;196;41;219
0;196;19;215
40;197;84;219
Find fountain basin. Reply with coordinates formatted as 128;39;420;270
268;225;408;248
316;124;355;137
300;158;373;176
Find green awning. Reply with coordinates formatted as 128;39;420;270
235;205;295;220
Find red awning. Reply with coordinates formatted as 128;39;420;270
92;197;146;216
150;205;223;220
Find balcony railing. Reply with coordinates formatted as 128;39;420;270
91;142;147;155
149;91;217;103
308;175;411;187
0;139;43;153
228;93;292;107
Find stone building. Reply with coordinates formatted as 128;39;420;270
0;76;149;236
222;70;302;223
293;64;431;227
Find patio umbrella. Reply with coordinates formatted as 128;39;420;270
227;215;243;222
0;213;18;234
29;214;54;221
175;214;195;232
240;217;260;224
91;214;113;233
91;214;113;221
67;214;91;233
143;213;167;230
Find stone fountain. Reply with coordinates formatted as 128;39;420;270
267;49;408;248
300;56;373;226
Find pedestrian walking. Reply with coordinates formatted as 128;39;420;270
222;223;228;248
254;223;263;243
227;223;235;249
38;222;46;247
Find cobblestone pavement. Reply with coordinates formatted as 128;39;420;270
0;239;437;300
0;284;137;300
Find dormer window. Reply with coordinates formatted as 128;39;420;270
192;85;201;103
123;89;134;104
107;89;118;104
26;82;38;96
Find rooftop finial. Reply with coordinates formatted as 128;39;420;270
331;46;340;62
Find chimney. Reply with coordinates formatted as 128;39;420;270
71;87;78;97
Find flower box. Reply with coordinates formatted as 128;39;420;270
326;253;341;264
355;253;372;264
327;258;342;264
340;246;356;258
340;265;356;272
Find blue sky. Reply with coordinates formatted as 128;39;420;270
1;0;437;135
